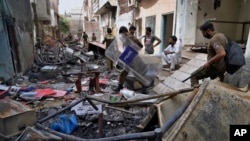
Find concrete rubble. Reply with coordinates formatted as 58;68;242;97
0;36;250;141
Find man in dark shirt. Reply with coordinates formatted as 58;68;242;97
113;26;143;91
82;32;88;47
190;21;226;87
103;28;115;72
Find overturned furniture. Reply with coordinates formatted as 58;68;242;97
161;80;250;141
0;99;36;137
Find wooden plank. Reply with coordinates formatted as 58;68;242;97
156;91;192;128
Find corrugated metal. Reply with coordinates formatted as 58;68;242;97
164;81;250;141
0;16;15;80
0;0;34;80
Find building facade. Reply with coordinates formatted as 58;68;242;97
0;0;34;80
31;0;59;39
176;0;250;46
64;7;84;37
91;0;177;53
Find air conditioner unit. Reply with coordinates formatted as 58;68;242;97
128;0;136;7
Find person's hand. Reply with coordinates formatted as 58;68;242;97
203;62;210;70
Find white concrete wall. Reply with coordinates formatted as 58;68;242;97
138;0;176;54
245;29;250;60
68;8;83;35
50;9;56;26
196;0;240;44
176;0;250;45
175;0;186;45
116;11;133;30
176;0;198;45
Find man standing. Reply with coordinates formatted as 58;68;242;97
68;33;73;41
190;21;226;87
142;27;161;54
92;33;97;41
128;25;143;48
82;32;88;47
102;28;115;72
112;26;128;91
113;25;143;91
160;36;182;71
73;34;78;41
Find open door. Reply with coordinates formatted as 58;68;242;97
161;13;174;51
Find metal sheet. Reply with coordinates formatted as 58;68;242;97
0;16;15;81
0;99;36;137
165;80;250;141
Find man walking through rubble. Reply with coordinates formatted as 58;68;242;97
91;33;97;41
113;25;143;91
82;31;88;47
190;21;226;87
102;28;115;73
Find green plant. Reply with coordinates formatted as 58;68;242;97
59;17;70;33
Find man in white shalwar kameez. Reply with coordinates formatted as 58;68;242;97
160;36;182;71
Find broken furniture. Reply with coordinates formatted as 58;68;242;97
185;44;208;53
88;41;106;59
0;99;36;137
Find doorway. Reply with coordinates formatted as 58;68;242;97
161;13;174;51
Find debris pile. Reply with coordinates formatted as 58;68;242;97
0;36;164;140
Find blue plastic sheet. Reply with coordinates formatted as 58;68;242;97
50;114;78;134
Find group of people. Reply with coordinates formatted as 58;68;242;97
82;32;97;47
101;25;183;91
101;20;229;90
102;26;141;91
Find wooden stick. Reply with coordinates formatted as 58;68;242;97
87;87;194;105
105;105;135;114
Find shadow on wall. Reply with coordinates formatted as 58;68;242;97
141;0;159;9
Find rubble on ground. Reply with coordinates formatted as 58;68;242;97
0;38;165;140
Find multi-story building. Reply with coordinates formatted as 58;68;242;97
92;0;176;53
90;0;250;56
82;0;102;42
176;0;250;46
65;7;84;37
49;0;60;38
30;0;51;38
92;0;117;41
31;0;59;39
135;0;177;53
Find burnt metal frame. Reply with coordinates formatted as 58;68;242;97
36;87;198;141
